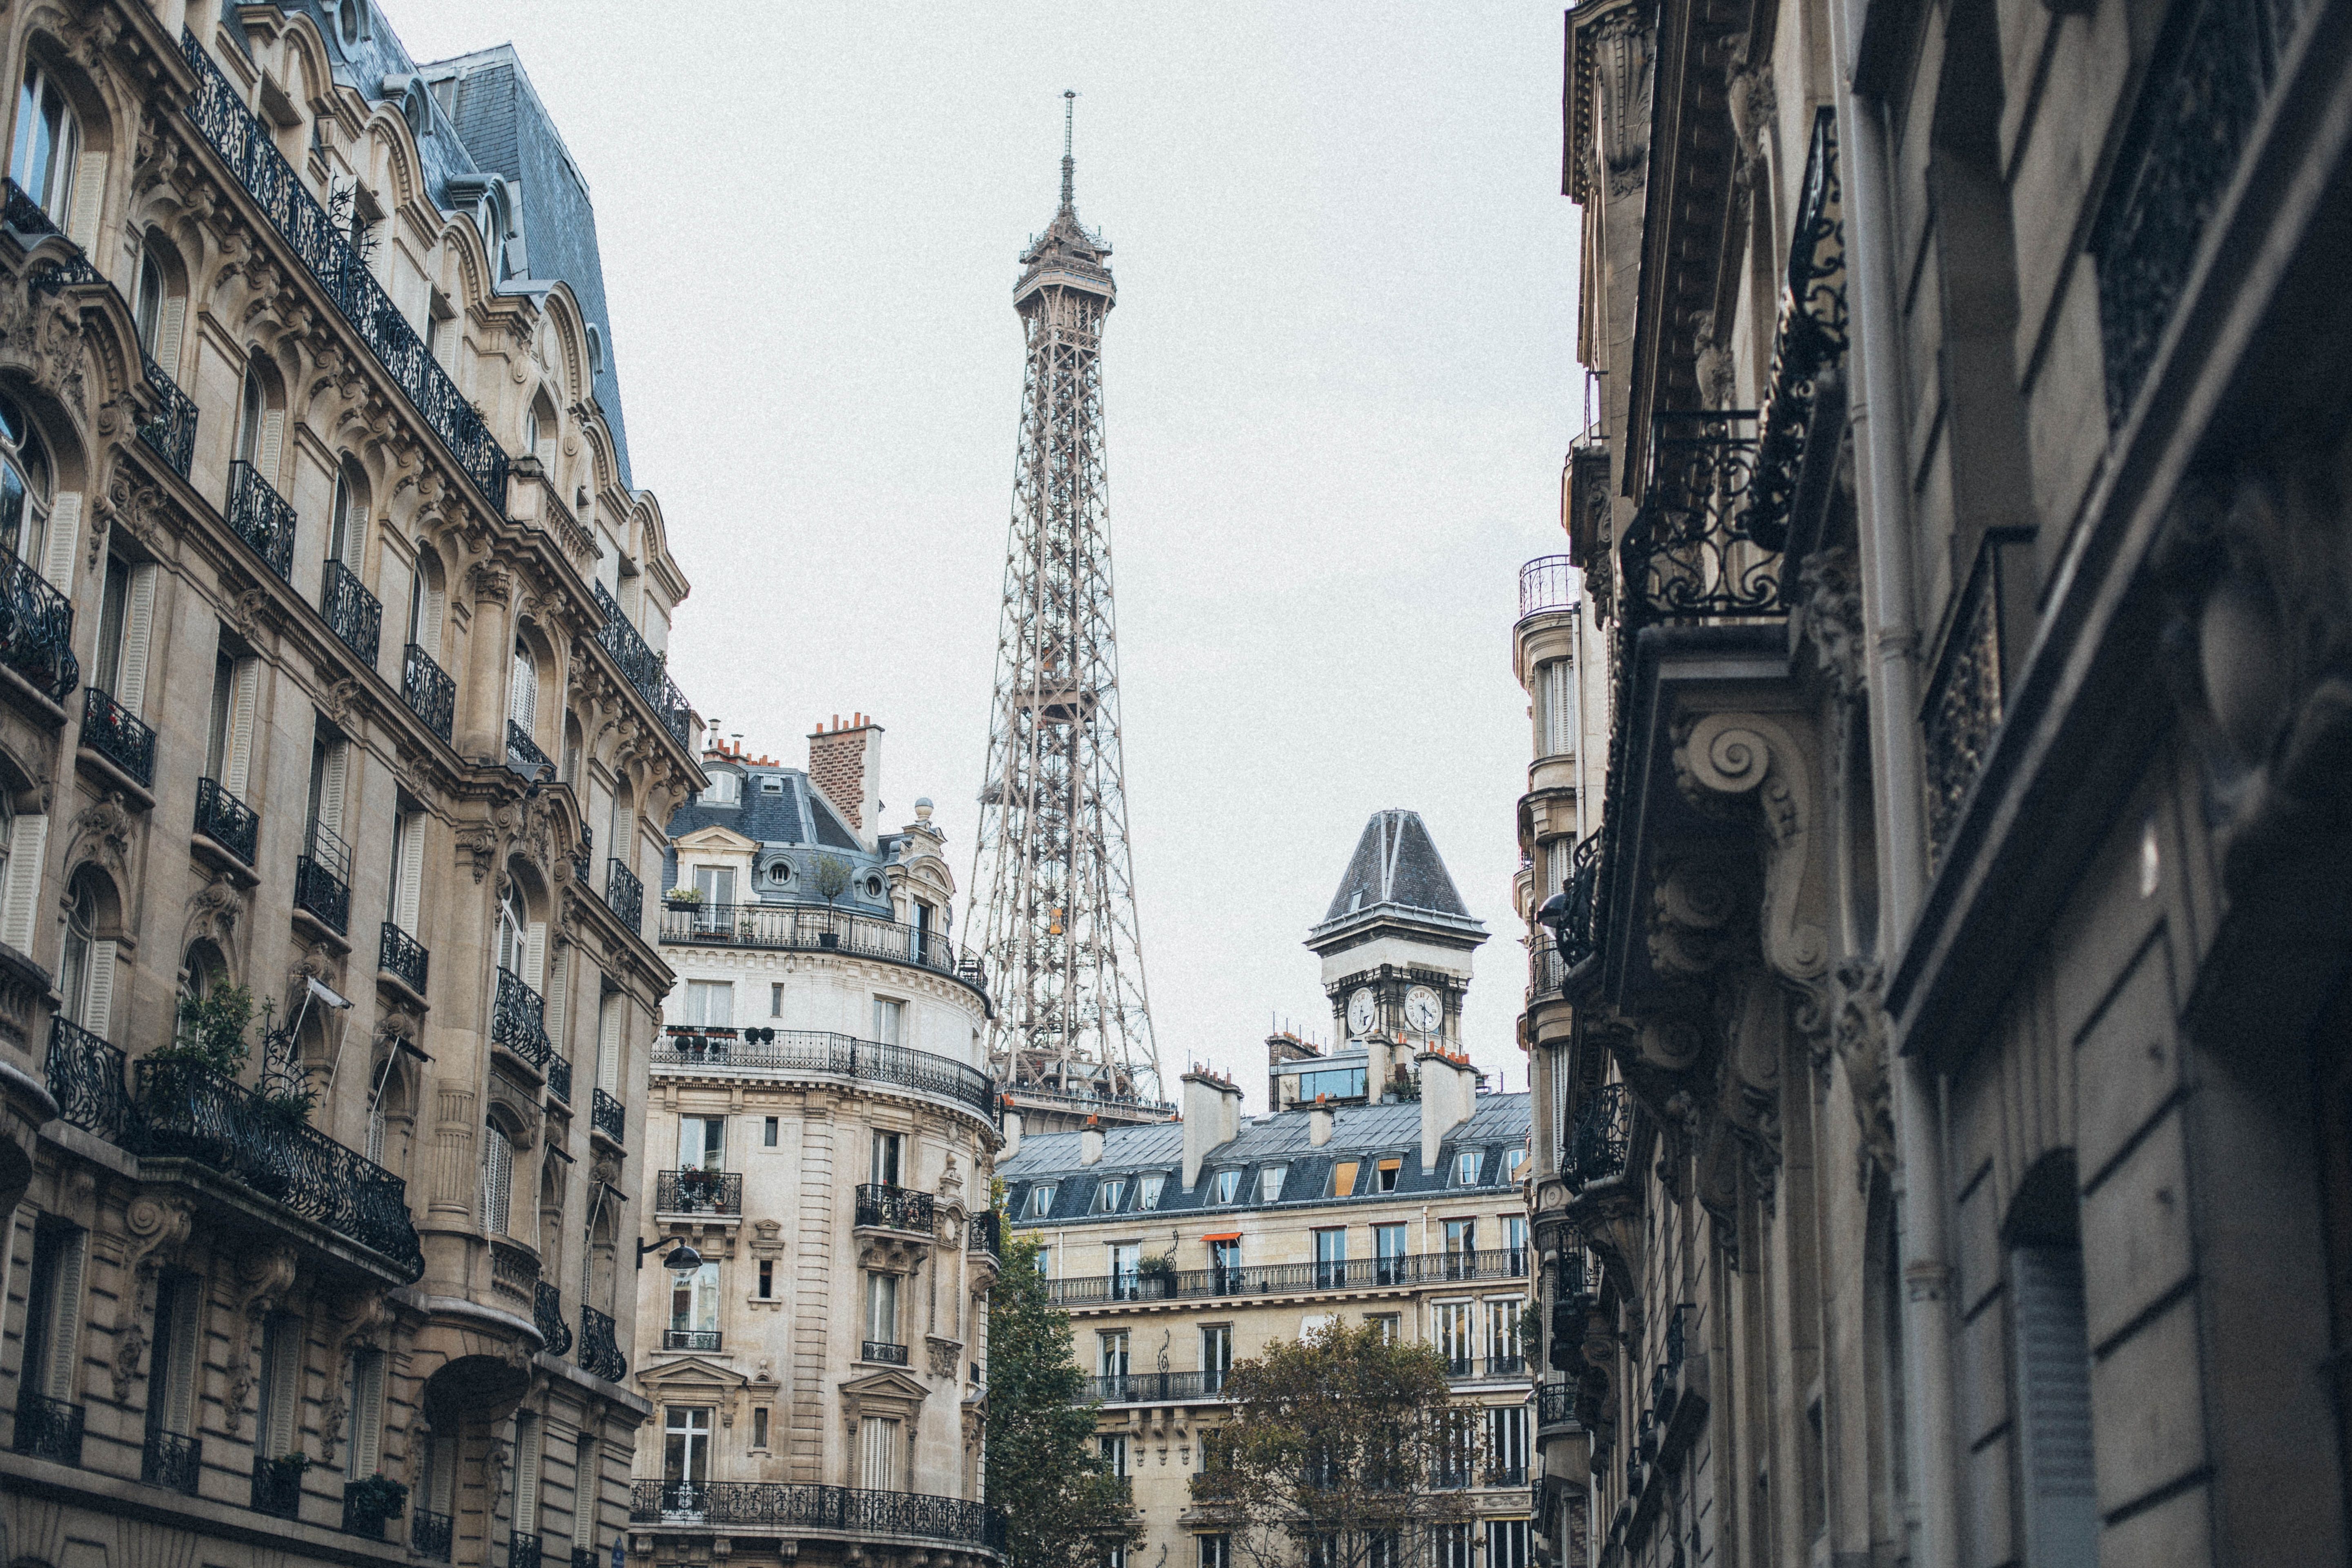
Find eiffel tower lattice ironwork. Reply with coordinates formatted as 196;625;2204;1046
969;95;1165;1123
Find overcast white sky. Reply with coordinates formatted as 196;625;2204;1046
388;2;1582;1111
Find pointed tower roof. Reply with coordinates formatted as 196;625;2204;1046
1015;92;1116;309
1305;808;1488;970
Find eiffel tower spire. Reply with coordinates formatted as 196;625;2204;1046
969;101;1165;1128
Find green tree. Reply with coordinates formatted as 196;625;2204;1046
1196;1321;1483;1568
986;1232;1141;1568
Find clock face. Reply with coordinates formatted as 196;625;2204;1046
1404;987;1442;1033
1346;988;1377;1033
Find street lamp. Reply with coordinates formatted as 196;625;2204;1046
637;1237;702;1273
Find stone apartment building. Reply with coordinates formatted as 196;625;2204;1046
634;722;1001;1567
1005;812;1537;1568
0;2;703;1566
1526;0;2352;1562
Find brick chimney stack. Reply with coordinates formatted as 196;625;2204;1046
808;714;883;841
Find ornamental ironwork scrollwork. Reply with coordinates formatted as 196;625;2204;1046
1563;1084;1632;1195
1618;413;1774;624
1747;107;1847;552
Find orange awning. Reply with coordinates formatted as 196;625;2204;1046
1200;1232;1243;1242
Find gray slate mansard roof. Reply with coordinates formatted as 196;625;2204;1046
662;763;902;914
1314;809;1481;937
297;4;637;488
998;1093;1531;1229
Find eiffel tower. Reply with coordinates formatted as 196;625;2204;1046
968;96;1166;1132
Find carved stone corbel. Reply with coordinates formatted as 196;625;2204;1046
223;1246;299;1436
111;1194;193;1402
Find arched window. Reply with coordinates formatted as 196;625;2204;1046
134;243;163;353
328;461;365;570
509;639;537;737
407;542;446;657
496;882;526;976
234;363;273;473
527;392;558;470
481;1119;514;1235
58;873;94;1026
0;394;53;570
10;60;80;227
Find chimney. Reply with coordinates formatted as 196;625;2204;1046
1182;1068;1244;1191
1309;1104;1333;1147
1079;1119;1104;1166
1419;1047;1476;1174
808;714;884;842
1000;1106;1022;1159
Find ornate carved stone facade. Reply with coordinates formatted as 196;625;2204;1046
0;4;701;1566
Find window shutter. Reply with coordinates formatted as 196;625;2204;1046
347;1350;385;1478
316;740;349;842
224;660;260;795
154;296;187;377
43;1229;86;1400
82;939;116;1040
396;814;424;929
41;492;81;591
514;1414;541;1532
1;813;47;953
422;576;445;652
510;650;537;732
117;565;157;715
524;920;547;991
545;947;568;1058
263;1317;302;1457
162;1276;200;1432
483;1127;512;1234
256;410;286;490
597;993;621;1094
64;150;105;249
2011;1245;2099;1568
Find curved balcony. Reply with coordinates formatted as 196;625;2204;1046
653;1026;996;1123
630;1480;999;1554
534;1280;573;1358
1043;1248;1526;1308
1519;555;1579;621
657;901;985;1000
320;559;382;665
194;776;259;868
591;1087;625;1143
579;1305;626;1382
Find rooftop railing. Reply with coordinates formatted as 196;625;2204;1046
1519;555;1579;620
1043;1248;1526;1307
653;1026;995;1122
657;901;982;990
179;30;508;507
630;1481;1000;1552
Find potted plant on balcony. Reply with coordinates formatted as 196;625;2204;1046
1138;1251;1178;1294
810;854;853;947
344;1470;408;1535
664;886;703;911
156;980;256;1076
680;1167;721;1208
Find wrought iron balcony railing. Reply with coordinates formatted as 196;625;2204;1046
11;1392;83;1465
664;1328;722;1352
379;921;428;994
341;1478;399;1538
320;559;382;666
547;1052;572;1103
81;686;155;787
1618;412;1775;624
226;461;297;583
1518;555;1579;620
591;582;692;746
629;1481;1001;1550
605;858;643;929
653;1027;996;1122
655;1168;743;1216
1528;940;1569;1002
145;1427;201;1492
1080;1370;1229;1405
856;1183;935;1233
659;902;981;989
508;719;552;777
592;1087;625;1143
402;642;455;742
579;1305;626;1382
1749;106;1848;551
1538;833;1605;977
128;1057;425;1279
412;1508;454;1562
295;834;352;936
178;30;508;507
862;1340;909;1365
492;967;551;1072
1043;1248;1527;1307
1564;1084;1632;1195
970;1209;1002;1259
509;1533;545;1568
1534;1383;1579;1429
138;352;197;477
535;1279;573;1358
45;1016;128;1141
252;1452;305;1519
0;546;78;703
194;777;259;865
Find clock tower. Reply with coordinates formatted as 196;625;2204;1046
1306;809;1488;1093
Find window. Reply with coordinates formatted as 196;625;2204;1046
1201;1325;1232;1392
770;982;784;1016
58;871;97;1030
1198;1536;1231;1568
1331;1161;1360;1198
679;1116;724;1171
11;61;80;226
1538;655;1578;756
865;1272;900;1347
1443;1219;1477;1272
513;1412;542;1536
1099;1434;1128;1477
763;1117;779;1148
494;882;526;976
693;864;735;905
1258;1165;1287;1202
701;771;738;805
1455;1149;1482;1185
22;1223;86;1404
1375;1223;1408;1284
751;1406;769;1449
258;1313;303;1463
1138;1173;1164;1211
871;1130;904;1187
1375;1157;1402;1193
872;996;905;1047
1366;1313;1400;1344
135;242;166;354
1098;1330;1130;1379
1093;1178;1127;1214
1313;1228;1347;1288
386;805;425;930
1488;1298;1524;1371
1435;1302;1474;1372
327;461;365;570
0;393;53;570
1027;1183;1056;1218
2011;1236;2098;1566
1213;1169;1240;1204
1488;1407;1528;1484
1507;1145;1529;1181
662;1407;712;1483
670;1261;719;1335
1487;1519;1531;1568
147;1272;202;1447
1209;1238;1241;1291
1503;1216;1527;1272
1297;1066;1366;1101
481;1122;514;1234
683;979;733;1027
859;1415;900;1490
757;1259;774;1299
509;639;538;746
1109;1243;1141;1299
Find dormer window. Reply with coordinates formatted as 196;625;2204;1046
1026;1184;1056;1218
1455;1150;1482;1186
1213;1170;1240;1205
1258;1165;1287;1203
1093;1179;1126;1214
1137;1174;1164;1211
702;772;739;806
1375;1158;1402;1193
